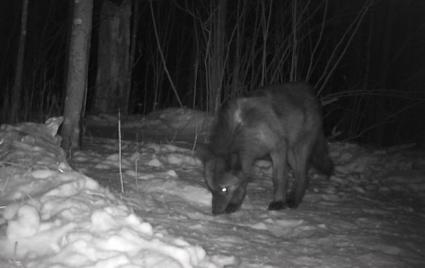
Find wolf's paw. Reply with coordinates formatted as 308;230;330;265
225;203;241;214
286;197;300;209
268;200;287;210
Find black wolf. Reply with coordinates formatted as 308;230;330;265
200;82;333;215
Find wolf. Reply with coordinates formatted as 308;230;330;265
200;82;333;215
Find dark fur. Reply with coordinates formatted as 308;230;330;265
201;82;333;215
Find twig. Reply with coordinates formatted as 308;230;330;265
118;111;124;193
149;0;183;107
192;119;199;152
343;100;423;142
317;0;373;95
306;0;328;81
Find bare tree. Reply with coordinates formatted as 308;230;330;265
10;0;29;122
207;0;227;113
61;0;94;152
93;0;132;114
149;0;183;108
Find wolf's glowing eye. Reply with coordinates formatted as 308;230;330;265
221;187;228;193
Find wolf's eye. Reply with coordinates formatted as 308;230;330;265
220;186;228;193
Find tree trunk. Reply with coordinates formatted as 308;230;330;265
93;0;131;114
61;0;93;152
10;0;29;123
207;0;227;113
128;0;139;113
231;0;244;98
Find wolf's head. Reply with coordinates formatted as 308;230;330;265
199;148;248;215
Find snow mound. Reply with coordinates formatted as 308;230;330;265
0;118;220;268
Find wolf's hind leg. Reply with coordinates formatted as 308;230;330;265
287;142;311;208
268;144;288;210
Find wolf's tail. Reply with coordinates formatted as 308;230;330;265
311;131;334;176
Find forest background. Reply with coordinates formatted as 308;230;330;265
0;0;424;147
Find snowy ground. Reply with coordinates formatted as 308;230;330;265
1;109;425;267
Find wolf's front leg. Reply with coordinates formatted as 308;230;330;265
268;145;288;210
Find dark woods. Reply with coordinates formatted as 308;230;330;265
0;0;424;146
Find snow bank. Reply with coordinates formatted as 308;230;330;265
0;118;219;268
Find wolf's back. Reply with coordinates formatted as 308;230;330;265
209;82;324;156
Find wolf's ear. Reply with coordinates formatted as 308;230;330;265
195;144;214;164
195;144;215;189
204;158;216;189
203;156;227;190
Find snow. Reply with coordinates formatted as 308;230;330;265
1;111;425;267
0;118;220;268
